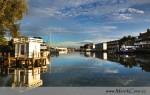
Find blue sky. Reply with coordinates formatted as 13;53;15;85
20;0;150;48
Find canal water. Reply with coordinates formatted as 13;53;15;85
41;52;150;87
1;52;150;87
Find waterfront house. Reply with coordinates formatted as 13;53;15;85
107;40;119;53
82;43;95;52
83;44;91;51
95;42;107;51
90;43;95;51
134;29;150;48
40;42;48;51
40;42;50;57
13;38;44;58
56;47;68;54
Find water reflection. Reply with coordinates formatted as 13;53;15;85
84;52;107;60
0;58;50;88
12;68;43;87
41;52;150;86
1;52;150;87
84;52;150;72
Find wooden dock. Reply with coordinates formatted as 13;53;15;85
0;52;50;75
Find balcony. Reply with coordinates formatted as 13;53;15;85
134;41;150;45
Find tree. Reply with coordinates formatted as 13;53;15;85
8;24;21;38
119;35;136;46
0;0;28;45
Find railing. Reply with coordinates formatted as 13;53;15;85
134;41;150;45
15;51;49;58
13;38;43;43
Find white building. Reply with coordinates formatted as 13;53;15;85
56;47;68;54
13;38;44;58
95;42;107;51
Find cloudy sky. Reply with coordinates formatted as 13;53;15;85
20;0;150;48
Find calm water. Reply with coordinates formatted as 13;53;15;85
41;52;150;87
1;52;150;87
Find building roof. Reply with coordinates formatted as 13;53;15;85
139;29;150;39
13;38;43;44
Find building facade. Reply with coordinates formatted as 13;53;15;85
81;43;95;51
13;38;43;58
95;42;107;51
107;40;119;53
134;29;150;48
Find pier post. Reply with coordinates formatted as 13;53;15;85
8;53;10;67
7;67;9;75
28;59;30;68
25;60;28;68
23;68;26;84
44;59;46;66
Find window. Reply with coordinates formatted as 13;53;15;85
21;45;25;55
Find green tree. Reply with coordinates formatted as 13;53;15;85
8;24;21;38
0;0;28;45
0;29;8;45
119;35;136;46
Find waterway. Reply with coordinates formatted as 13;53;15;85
42;52;150;87
1;52;150;87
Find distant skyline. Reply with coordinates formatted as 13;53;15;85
20;0;150;48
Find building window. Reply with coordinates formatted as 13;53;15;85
21;45;25;55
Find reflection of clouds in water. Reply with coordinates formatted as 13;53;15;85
93;58;117;66
93;62;103;66
104;68;119;73
58;53;85;59
122;79;134;86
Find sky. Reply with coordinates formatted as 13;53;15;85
20;0;150;48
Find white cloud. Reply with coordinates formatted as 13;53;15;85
28;0;147;18
53;0;149;18
26;0;149;24
54;41;81;48
21;26;69;36
102;26;118;31
145;19;150;22
56;0;127;17
114;14;132;20
77;40;94;44
112;8;144;20
119;8;144;14
79;26;118;34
